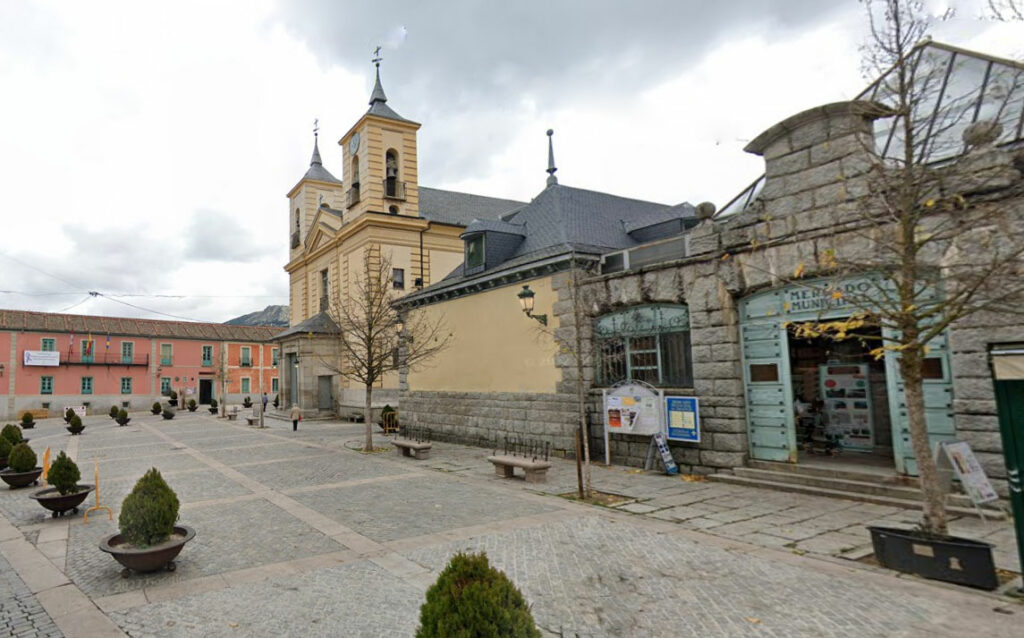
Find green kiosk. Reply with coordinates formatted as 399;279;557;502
991;344;1024;594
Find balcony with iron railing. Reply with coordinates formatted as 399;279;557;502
347;184;361;207
383;178;406;201
54;353;151;367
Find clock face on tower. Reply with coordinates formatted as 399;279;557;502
348;132;360;156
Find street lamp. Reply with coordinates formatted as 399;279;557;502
516;285;548;326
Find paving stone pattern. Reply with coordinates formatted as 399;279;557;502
0;553;63;637
66;498;344;597
290;474;559;542
232;450;407;489
110;561;421;638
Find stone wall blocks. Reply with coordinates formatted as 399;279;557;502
702;417;747;433
710;432;748;452
954;414;1001;432
713;379;744;396
955;378;996;401
691;345;713;363
957;430;1003;453
699;450;746;469
710;343;741;361
788;118;830;152
765;148;810;178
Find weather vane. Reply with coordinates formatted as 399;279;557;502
313;118;319;140
372;45;382;68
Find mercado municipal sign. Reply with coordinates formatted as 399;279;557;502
594;304;690;338
783;278;877;315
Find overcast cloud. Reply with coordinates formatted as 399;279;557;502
0;1;1019;323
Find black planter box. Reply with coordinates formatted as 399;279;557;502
868;526;998;590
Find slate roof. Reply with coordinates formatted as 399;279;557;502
418;187;525;226
622;202;696;234
0;309;282;341
365;66;418;125
273;312;340;340
302;138;341;185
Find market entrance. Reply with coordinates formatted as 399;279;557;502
739;276;955;475
787;324;894;469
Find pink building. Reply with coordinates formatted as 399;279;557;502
0;310;280;419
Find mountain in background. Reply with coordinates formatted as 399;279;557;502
224;305;289;327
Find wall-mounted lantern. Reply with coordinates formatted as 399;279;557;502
516;285;548;326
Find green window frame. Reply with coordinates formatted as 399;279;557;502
202;345;213;366
40;376;53;394
240;346;252;367
465;235;484;269
595;305;693;388
272;348;278;367
81;339;95;363
120;377;132;394
160;343;173;366
41;338;56;352
81;377;93;394
160;377;171;395
272;377;279;393
121;341;134;364
241;377;251;393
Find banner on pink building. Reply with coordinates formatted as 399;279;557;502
24;351;60;366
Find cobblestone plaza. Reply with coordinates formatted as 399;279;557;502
0;413;1019;637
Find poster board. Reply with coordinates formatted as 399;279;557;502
819;363;874;451
63;405;87;417
937;441;999;505
665;397;700;442
602;381;664;464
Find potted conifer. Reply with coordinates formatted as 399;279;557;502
162;408;175;420
64;408;75;424
99;468;194;575
109;405;120;420
2;424;26;447
116;409;131;427
29;451;93;517
417;552;540;637
186;399;197;412
0;436;10;470
208;399;218;415
167;390;178;408
20;412;35;429
242;396;252;408
66;415;85;435
0;442;43;488
151;402;162;415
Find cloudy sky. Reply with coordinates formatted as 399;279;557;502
0;1;1019;323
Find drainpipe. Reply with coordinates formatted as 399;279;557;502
418;222;430;289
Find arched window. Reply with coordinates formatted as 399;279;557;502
385;149;399;197
351;155;360;185
389;205;399;215
294;208;300;230
594;305;692;387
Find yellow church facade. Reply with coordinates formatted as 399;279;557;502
277;63;523;416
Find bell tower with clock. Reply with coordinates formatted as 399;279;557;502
339;49;421;219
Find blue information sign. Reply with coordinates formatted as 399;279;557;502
665;397;700;443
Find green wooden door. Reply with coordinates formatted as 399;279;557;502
883;327;955;475
994;377;1024;579
740;290;796;462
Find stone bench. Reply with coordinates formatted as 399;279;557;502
487;455;552;484
391;439;432;460
246;416;257;426
226;413;238;421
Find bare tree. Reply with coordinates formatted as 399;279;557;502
748;0;1024;535
322;246;451;451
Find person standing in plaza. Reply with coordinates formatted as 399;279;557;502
289;403;301;431
261;392;269;412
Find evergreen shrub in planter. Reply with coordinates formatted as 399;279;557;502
0;436;11;469
162;409;175;420
99;468;194;574
187;399;197;412
272;394;279;408
208;399;218;415
168;390;178;407
110;405;120;419
30;451;92;517
67;415;85;435
64;408;75;424
0;442;42;488
151;402;162;415
116;409;131;427
20;412;35;429
416;552;540;638
1;424;23;446
242;396;252;408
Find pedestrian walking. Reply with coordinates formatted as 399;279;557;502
262;392;269;412
290;403;301;431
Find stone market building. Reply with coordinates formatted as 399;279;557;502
396;41;1024;498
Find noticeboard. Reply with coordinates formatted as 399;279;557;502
665;397;700;443
602;381;664;465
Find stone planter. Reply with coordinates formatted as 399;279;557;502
67;425;85;435
99;525;195;576
29;485;94;517
0;467;44;489
868;526;998;590
208;407;218;414
0;457;6;470
116;418;131;427
21;421;35;430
